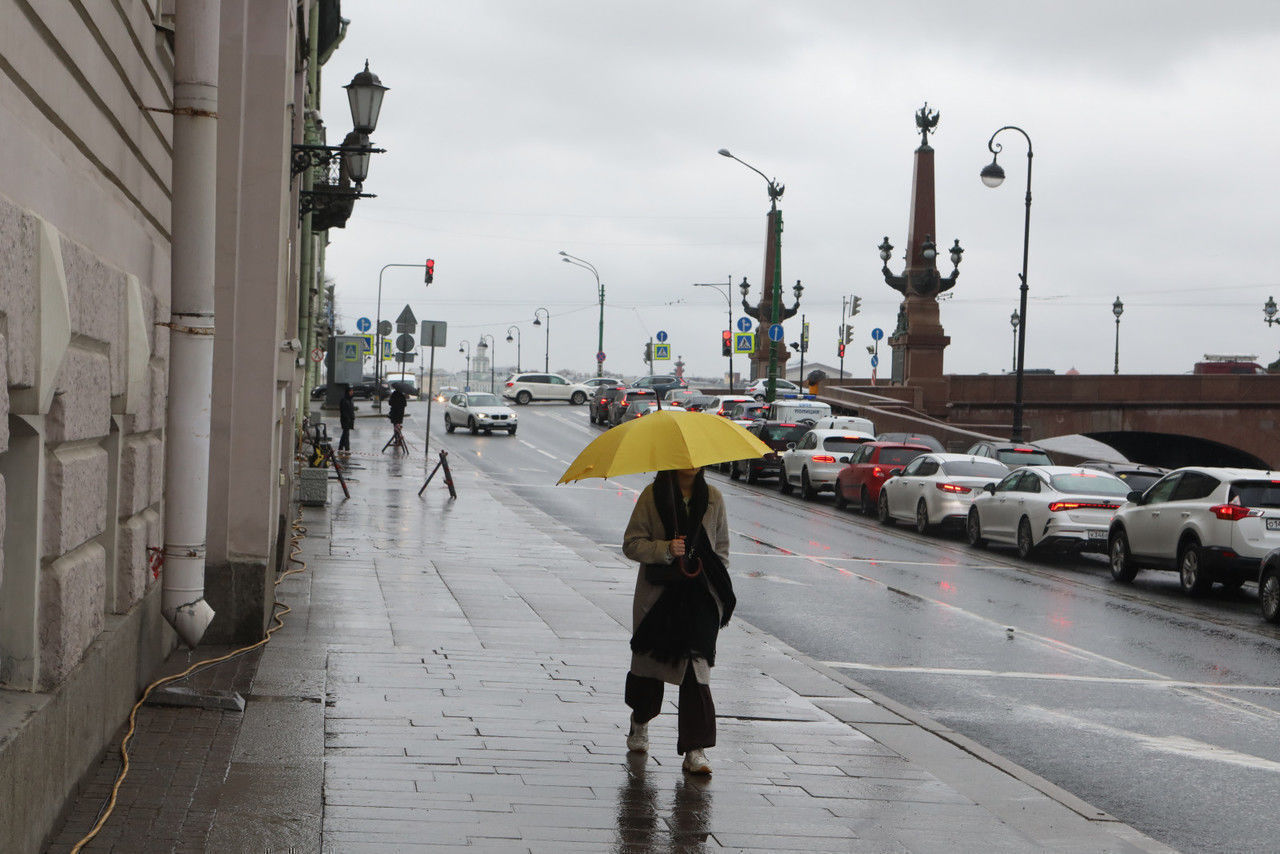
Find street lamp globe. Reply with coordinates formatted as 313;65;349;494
921;236;937;262
980;158;1006;188
1010;310;1021;330
344;61;388;134
878;237;894;264
1112;296;1125;319
343;132;371;184
1265;296;1278;325
739;277;751;298
792;279;804;300
949;239;965;267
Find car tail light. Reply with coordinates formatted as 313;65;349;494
936;483;972;494
505;381;514;387
1210;504;1262;521
1048;500;1120;511
812;454;836;463
871;466;886;479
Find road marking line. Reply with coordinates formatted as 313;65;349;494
818;662;1280;694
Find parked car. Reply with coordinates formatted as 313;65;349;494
310;384;327;400
1077;460;1168;494
965;466;1130;557
726;400;770;426
706;395;754;417
779;429;876;500
589;382;628;425
608;388;657;426
434;385;460;403
879;454;1011;533
502;372;589;405
661;387;703;408
1255;547;1280;622
730;421;810;483
680;394;717;413
443;391;518;436
579;377;625;391
814;415;876;435
876;432;945;452
354;376;391;400
744;377;802;400
629;374;688;397
834;442;932;514
964;441;1054;467
1107;467;1280;595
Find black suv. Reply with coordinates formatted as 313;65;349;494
731;421;810;483
1078;460;1168;494
589;383;627;426
608;388;656;426
629;375;688;397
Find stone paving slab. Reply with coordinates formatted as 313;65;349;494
46;430;1177;853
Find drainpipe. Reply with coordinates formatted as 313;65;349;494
297;4;321;418
161;0;219;648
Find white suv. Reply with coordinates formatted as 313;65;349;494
502;373;589;405
1107;467;1280;596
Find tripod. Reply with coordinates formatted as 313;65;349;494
418;449;457;499
382;421;411;455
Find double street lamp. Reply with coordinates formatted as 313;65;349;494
458;340;471;390
559;252;605;377
719;147;787;401
981;125;1034;440
1112;297;1125;375
506;325;521;373
532;307;550;373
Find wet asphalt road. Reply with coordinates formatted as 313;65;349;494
411;400;1280;853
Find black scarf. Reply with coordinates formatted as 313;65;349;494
630;471;737;667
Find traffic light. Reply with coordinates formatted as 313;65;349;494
644;342;652;362
850;295;862;315
424;259;435;285
722;330;732;356
838;343;846;358
845;326;855;344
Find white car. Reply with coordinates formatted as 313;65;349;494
725;400;769;427
501;372;589;405
779;429;875;500
444;391;518;436
744;378;802;400
877;454;1010;533
813;415;875;434
965;466;1130;558
1107;467;1280;595
707;395;754;417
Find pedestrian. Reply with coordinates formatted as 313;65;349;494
338;386;356;452
387;386;407;427
622;466;735;775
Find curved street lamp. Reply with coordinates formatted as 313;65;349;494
559;252;605;377
981;125;1034;440
720;148;787;401
458;340;471;391
694;277;737;391
532;308;550;373
1112;297;1125;375
506;325;521;373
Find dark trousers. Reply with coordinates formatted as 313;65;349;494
338;427;351;451
625;665;715;755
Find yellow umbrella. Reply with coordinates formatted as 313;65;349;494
558;409;772;483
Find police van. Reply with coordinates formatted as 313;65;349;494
768;396;831;425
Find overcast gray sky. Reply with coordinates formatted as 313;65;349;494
322;1;1280;382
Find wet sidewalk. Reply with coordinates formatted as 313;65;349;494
50;421;1175;852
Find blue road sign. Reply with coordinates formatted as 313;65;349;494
736;316;753;333
870;354;880;367
653;343;671;360
356;316;372;332
596;351;606;363
655;330;668;343
768;324;784;342
871;327;884;341
734;333;755;354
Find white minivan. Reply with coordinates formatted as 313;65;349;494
769;399;831;424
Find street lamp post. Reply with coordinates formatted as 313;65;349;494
532;308;549;373
693;277;736;392
559;252;605;377
1112;297;1125;375
981;126;1034;440
1010;310;1020;374
477;334;495;393
374;262;430;412
458;340;471;390
720;147;787;402
1264;296;1278;327
506;325;521;373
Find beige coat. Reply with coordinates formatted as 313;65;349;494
622;481;731;685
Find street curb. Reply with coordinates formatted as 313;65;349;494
447;445;1175;853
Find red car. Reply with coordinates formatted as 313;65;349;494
834;442;931;514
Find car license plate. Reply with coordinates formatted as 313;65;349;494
1267;518;1280;531
1087;530;1106;541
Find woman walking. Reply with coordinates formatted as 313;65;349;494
622;466;735;774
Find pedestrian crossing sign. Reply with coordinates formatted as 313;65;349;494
653;343;671;361
734;333;755;354
358;334;373;353
382;340;392;360
341;341;360;362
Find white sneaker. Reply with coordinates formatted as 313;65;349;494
682;748;711;774
626;717;649;753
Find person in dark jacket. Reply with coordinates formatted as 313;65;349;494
387;387;407;426
338;386;356;452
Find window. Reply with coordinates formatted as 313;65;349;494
1050;473;1130;497
995;472;1023;493
995;448;1053;466
824;438;868;453
1228;481;1280;508
1171;471;1220;502
879;448;926;466
1143;474;1180;504
941;461;1009;479
901;457;926;477
914;458;940;477
549;376;567;385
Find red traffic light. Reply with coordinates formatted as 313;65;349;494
721;329;732;356
838;343;846;358
424;259;435;284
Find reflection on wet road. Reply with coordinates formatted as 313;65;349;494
418;401;1280;853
